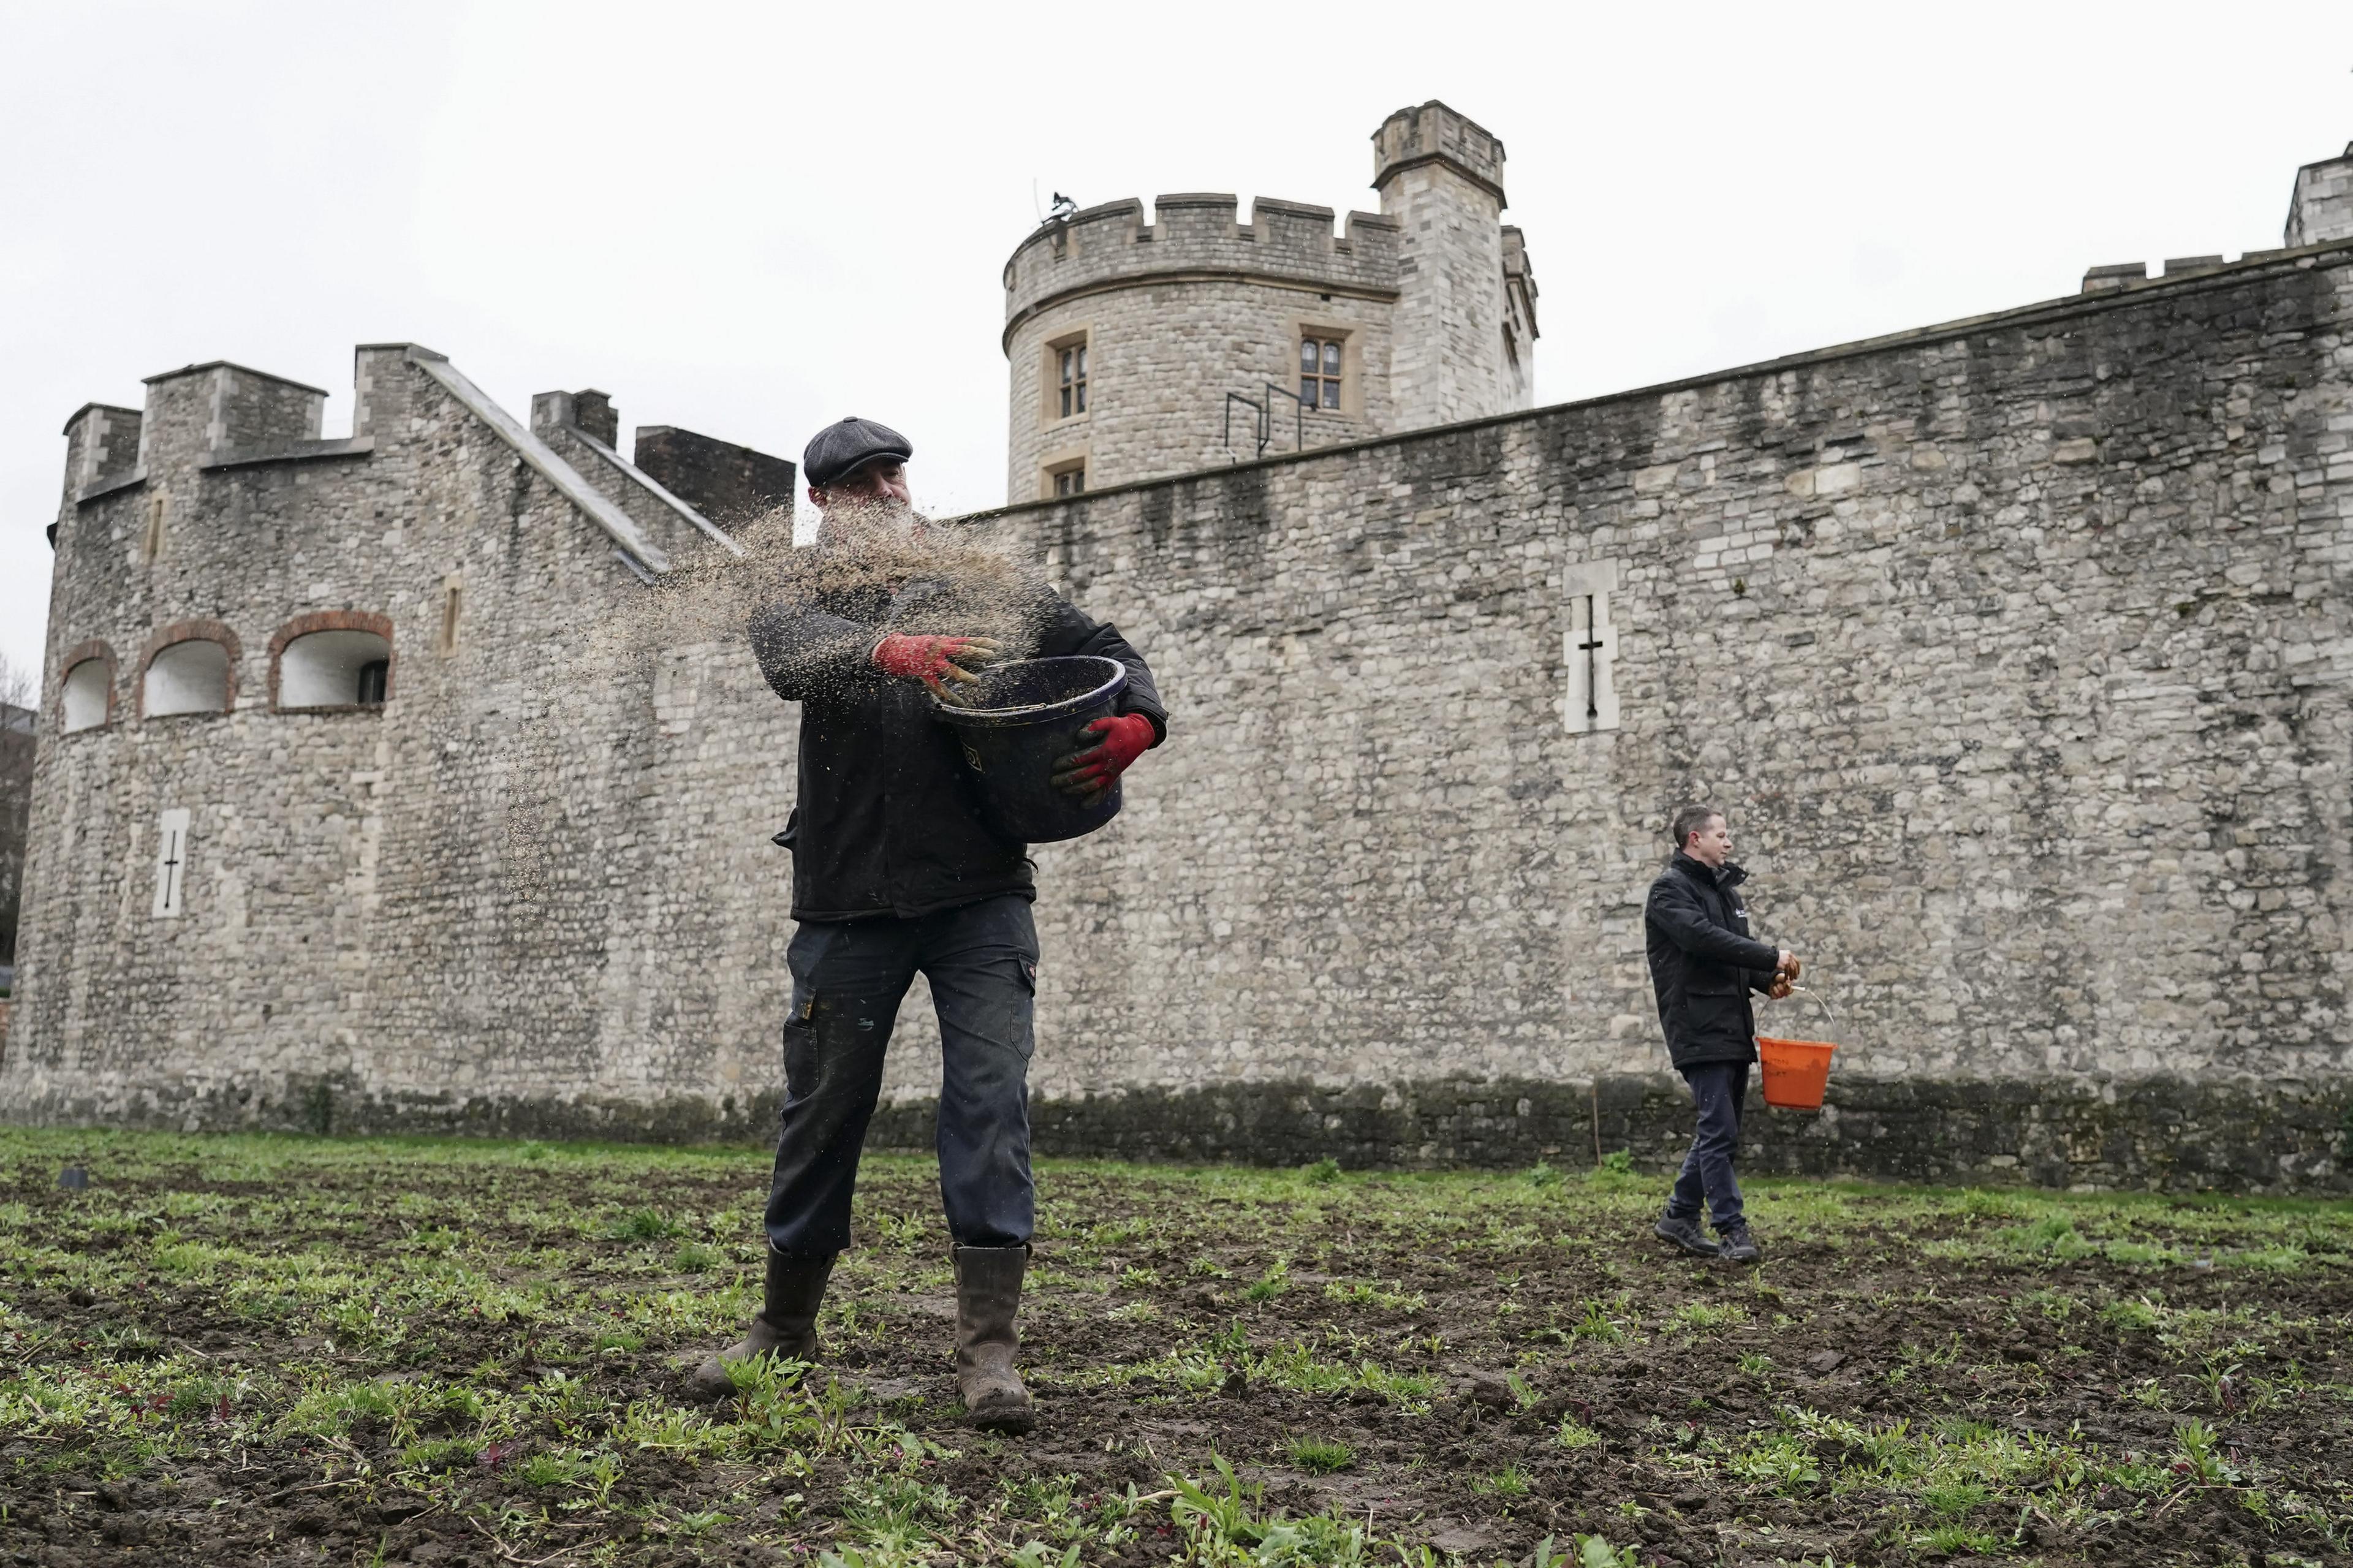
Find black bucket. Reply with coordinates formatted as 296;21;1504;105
931;656;1128;843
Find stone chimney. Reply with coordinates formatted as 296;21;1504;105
572;390;619;447
528;389;620;447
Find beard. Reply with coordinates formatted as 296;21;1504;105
817;491;923;547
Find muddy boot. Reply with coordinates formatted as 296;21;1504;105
684;1248;836;1402
1653;1215;1720;1257
952;1244;1034;1434
1716;1224;1764;1265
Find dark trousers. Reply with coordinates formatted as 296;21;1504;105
1664;1061;1749;1232
763;895;1039;1256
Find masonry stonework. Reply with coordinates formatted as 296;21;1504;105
2287;142;2353;248
10;140;2353;1194
979;240;2353;1191
1373;101;1526;430
8;345;802;1135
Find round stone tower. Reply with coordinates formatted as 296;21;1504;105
1000;100;1537;503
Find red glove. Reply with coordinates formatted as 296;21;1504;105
871;634;999;688
1051;713;1155;802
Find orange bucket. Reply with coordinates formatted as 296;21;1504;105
1757;1037;1837;1109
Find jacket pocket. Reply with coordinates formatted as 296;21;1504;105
1678;992;1751;1047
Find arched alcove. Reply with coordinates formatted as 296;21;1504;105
144;639;231;718
278;629;393;710
57;643;116;733
267;612;394;713
62;660;110;732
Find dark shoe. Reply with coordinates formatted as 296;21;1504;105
1653;1216;1721;1257
953;1244;1034;1434
684;1248;836;1401
1716;1225;1764;1265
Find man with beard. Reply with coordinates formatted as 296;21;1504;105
687;417;1167;1434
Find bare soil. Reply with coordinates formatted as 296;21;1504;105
1;1132;2347;1566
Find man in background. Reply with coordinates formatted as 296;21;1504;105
1644;805;1798;1265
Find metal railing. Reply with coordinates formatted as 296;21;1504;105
1222;382;1314;463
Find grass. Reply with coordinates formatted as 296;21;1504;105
1285;1434;1355;1473
1;1127;2349;1566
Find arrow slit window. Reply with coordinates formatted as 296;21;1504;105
1562;561;1620;734
153;808;190;918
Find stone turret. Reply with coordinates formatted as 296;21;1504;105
1373;102;1531;430
2287;142;2353;248
999;101;1537;502
1000;195;1403;500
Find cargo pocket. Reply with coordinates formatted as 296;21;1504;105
781;994;819;1096
998;955;1039;1062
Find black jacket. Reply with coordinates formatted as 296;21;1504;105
1644;854;1783;1069
749;576;1167;922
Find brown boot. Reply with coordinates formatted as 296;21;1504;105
952;1244;1034;1434
684;1248;836;1401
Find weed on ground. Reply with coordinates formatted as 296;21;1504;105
1;1130;2349;1566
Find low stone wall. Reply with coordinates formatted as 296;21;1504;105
999;1074;2352;1194
20;1069;2342;1195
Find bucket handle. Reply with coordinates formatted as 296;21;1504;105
1779;984;1841;1037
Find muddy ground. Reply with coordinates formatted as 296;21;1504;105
1;1131;2348;1566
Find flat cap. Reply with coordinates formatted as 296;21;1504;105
803;416;912;488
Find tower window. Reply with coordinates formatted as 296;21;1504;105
1053;464;1085;497
1300;336;1343;410
1041;330;1092;425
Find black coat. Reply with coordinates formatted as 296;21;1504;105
749;577;1167;922
1644;854;1783;1069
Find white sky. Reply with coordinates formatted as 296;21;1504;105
5;1;2351;693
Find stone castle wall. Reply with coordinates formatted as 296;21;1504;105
632;426;798;526
5;347;803;1134
970;241;2353;1189
12;242;2353;1192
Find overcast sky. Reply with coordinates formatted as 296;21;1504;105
6;1;2351;694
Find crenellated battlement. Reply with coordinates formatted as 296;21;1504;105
48;343;805;596
1372;100;1506;204
1002;192;1400;341
135;362;328;477
999;98;1532;499
60;404;143;504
